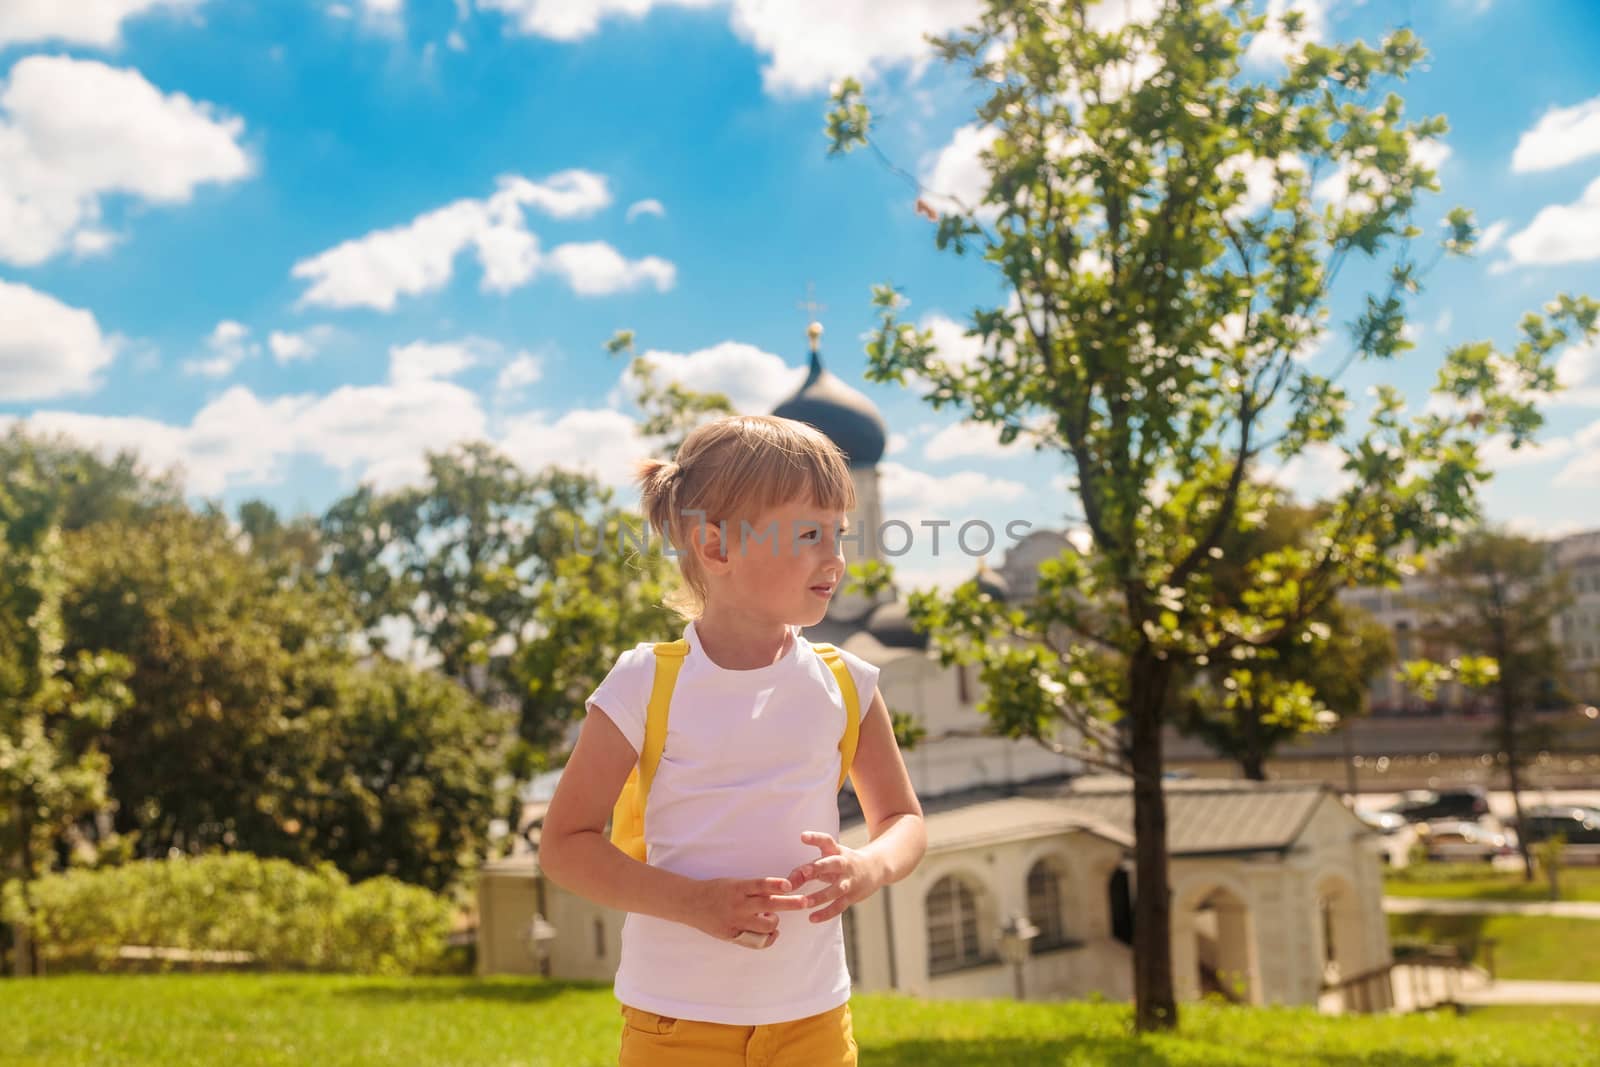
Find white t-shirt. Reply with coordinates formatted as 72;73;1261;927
584;619;879;1025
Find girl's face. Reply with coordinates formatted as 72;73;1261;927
705;495;848;627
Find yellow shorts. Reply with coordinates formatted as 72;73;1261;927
617;1001;857;1067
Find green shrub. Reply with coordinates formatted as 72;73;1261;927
1;851;453;975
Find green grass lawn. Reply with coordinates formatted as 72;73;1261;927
1;973;1597;1066
1388;912;1600;983
1385;864;1600;903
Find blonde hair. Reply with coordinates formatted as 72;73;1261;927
637;415;857;619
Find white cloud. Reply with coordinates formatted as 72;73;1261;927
625;341;803;413
1553;419;1600;489
887;432;909;455
919;123;998;220
727;0;980;95
0;55;251;267
1257;441;1354;504
388;340;480;384
921;312;985;372
0;0;202;49
183;319;258;378
1481;431;1574;470
1512;95;1600;174
475;0;717;42
289;172;659;310
626;198;665;222
879;460;1028;518
1478;220;1508;254
1505;175;1600;267
268;325;336;364
0;279;119;401
496;407;648;489
26;377;489;497
1551;340;1600;408
1245;0;1330;68
495;353;543;393
543;241;676;296
922;421;1019;462
478;0;980;93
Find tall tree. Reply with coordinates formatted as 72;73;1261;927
56;505;372;860
0;447;132;975
1399;528;1573;881
1173;499;1394;780
827;0;1596;1029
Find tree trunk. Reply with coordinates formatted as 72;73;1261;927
1238;703;1267;782
1130;653;1178;1032
1496;666;1536;882
1505;744;1536;883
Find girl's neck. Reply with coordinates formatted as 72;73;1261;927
693;606;793;671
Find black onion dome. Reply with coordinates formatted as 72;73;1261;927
771;349;886;468
864;599;928;651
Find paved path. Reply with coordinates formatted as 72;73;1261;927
1384;896;1600;919
1457;980;1600;1005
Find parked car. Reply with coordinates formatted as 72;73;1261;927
1381;787;1490;824
1515;806;1600;847
1414;819;1516;864
1354;806;1408;835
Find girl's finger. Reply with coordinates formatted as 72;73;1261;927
810;898;851;923
800;831;842;856
800;883;845;910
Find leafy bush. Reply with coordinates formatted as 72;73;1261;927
1;851;453;975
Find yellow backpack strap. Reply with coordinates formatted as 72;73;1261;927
609;639;688;863
813;643;860;791
638;639;689;801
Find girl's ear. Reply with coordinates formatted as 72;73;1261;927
694;516;731;573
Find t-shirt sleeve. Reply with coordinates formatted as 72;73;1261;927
834;645;881;726
585;645;655;756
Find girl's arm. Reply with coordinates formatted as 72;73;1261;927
540;706;809;946
786;687;927;919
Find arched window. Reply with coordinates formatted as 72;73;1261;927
926;875;983;974
1026;859;1069;952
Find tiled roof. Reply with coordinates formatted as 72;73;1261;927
842;796;1131;854
1035;776;1340;856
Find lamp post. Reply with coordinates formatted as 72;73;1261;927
997;914;1039;1000
524;913;558;977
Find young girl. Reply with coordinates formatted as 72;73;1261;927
540;414;926;1066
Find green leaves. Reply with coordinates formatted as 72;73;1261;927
824;77;872;157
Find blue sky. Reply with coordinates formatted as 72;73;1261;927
1;0;1598;591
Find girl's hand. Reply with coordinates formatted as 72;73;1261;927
784;831;881;923
686;876;807;949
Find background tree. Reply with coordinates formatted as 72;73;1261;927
828;0;1596;1029
1173;498;1394;781
289;658;514;895
1399;527;1573;881
56;506;352;863
0;446;132;975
